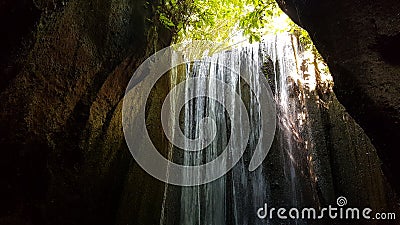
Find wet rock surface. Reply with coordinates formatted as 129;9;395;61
276;0;400;195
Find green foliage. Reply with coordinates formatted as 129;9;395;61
291;25;313;50
154;0;196;35
155;0;315;48
155;0;268;42
239;0;276;43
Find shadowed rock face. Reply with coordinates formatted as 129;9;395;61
0;0;41;91
276;0;400;194
0;0;172;224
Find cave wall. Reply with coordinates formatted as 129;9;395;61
0;0;172;224
276;0;400;194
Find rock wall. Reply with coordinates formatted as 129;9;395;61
276;0;400;195
262;53;397;224
0;0;172;224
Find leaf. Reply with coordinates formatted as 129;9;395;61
159;14;175;27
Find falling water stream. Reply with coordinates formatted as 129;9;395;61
161;33;327;225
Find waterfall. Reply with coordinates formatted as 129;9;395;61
160;33;328;225
263;34;302;208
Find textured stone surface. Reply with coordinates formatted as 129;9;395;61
0;0;171;224
263;77;397;225
277;0;400;194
